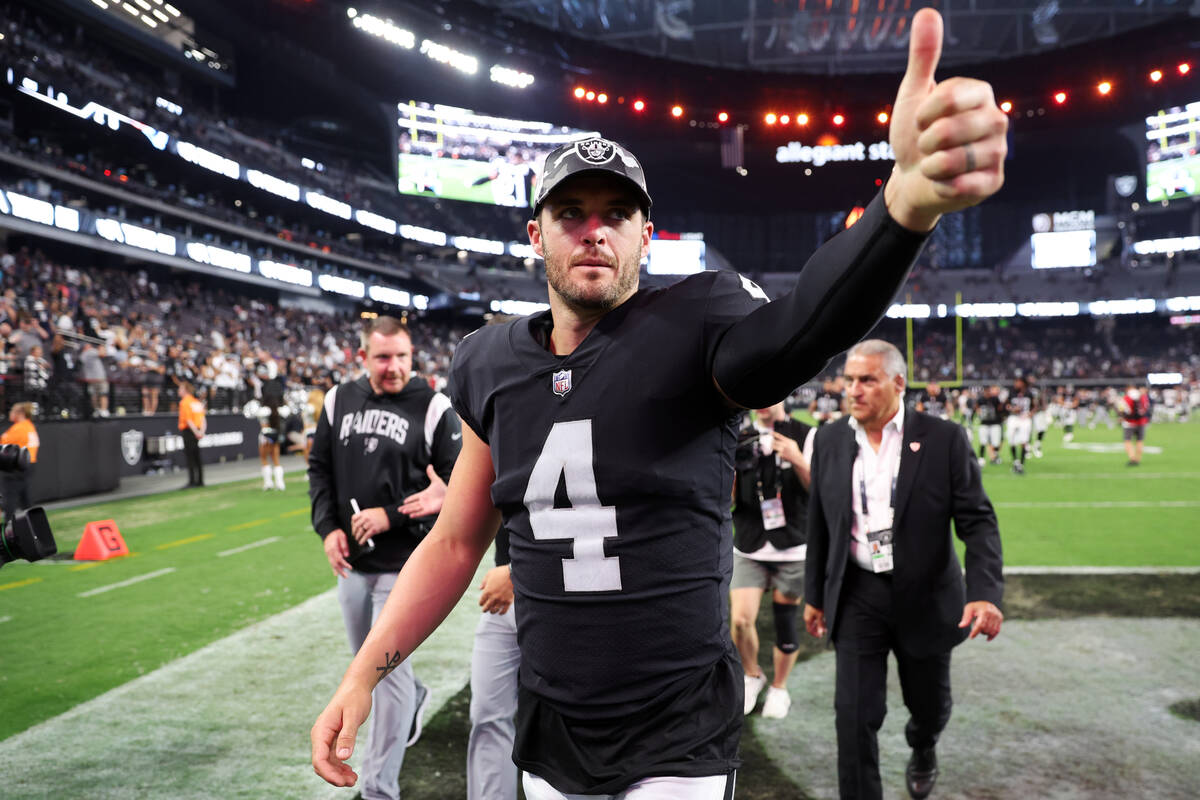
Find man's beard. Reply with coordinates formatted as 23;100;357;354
543;241;640;312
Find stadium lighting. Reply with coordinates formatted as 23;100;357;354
1054;91;1067;104
796;113;809;126
490;65;535;89
1000;100;1013;113
1179;62;1191;75
351;13;416;49
1097;81;1112;95
779;114;790;125
832;114;845;126
585;90;596;101
1149;69;1163;83
347;7;357;17
671;105;683;118
633;99;645;112
876;111;889;124
574;87;586;99
597;93;608;104
163;2;180;16
91;0;108;8
420;39;478;75
717;111;728;123
764;112;777;125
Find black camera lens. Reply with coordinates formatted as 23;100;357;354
0;443;29;473
0;507;57;565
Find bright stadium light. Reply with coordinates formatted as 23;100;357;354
351;13;416;49
832;114;845;126
671;105;683;117
490;65;534;89
420;39;478;74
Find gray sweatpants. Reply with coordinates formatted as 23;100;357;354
338;570;423;800
467;604;520;800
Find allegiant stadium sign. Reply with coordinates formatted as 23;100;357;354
776;140;895;166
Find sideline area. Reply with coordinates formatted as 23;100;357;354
4;592;1198;798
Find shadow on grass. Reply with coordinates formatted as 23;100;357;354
397;573;1199;800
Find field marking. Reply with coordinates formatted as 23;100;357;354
0;577;42;592
995;500;1200;509
1023;472;1200;480
1006;566;1200;575
155;534;214;550
1062;442;1164;455
217;537;281;557
279;508;309;518
0;615;10;623
77;568;176;598
226;518;272;531
69;562;102;572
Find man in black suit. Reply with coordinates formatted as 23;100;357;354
804;339;1003;800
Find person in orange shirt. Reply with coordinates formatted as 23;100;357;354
178;382;206;488
1;401;38;523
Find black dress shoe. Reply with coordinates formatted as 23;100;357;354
906;746;938;799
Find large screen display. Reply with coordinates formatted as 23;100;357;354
397;102;598;208
1146;102;1200;202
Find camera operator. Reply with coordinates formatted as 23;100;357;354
731;402;814;720
0;402;38;523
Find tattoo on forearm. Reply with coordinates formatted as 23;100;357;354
377;650;403;679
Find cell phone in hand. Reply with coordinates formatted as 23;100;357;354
347;498;376;563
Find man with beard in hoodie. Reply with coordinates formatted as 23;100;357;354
308;315;461;800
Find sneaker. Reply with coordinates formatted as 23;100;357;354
977;456;986;467
743;673;766;715
1012;462;1025;474
406;684;431;748
761;686;791;719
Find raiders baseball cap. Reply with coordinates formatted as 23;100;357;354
533;137;652;217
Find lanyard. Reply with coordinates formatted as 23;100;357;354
857;438;900;519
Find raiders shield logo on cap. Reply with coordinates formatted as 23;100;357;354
575;139;616;164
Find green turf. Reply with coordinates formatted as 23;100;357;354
0;468;330;740
1;419;1197;759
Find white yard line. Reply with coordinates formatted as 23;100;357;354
1006;566;1200;575
995;500;1200;509
1021;472;1200;479
216;536;281;557
0;615;11;624
76;568;176;598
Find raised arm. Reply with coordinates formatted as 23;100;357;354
713;9;1006;409
311;425;501;788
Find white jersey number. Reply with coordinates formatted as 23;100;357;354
523;420;622;592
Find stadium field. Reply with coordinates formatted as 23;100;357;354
1;420;1198;798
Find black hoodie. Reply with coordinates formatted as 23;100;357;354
308;374;461;573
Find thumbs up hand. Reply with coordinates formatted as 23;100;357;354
884;9;1008;232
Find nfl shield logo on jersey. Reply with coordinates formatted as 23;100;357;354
552;369;573;397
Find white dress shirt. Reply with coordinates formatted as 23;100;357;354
847;403;905;571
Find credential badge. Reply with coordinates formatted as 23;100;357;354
552;369;573;397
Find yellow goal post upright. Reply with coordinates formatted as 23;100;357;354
905;292;964;390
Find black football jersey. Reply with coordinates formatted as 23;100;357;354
976;395;1003;424
449;270;766;714
814;390;843;421
918;390;948;418
1009;388;1033;417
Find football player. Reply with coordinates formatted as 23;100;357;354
312;10;1008;798
1005;377;1034;474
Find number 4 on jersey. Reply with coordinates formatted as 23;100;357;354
523;420;622;592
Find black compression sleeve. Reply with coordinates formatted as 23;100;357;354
712;187;930;409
